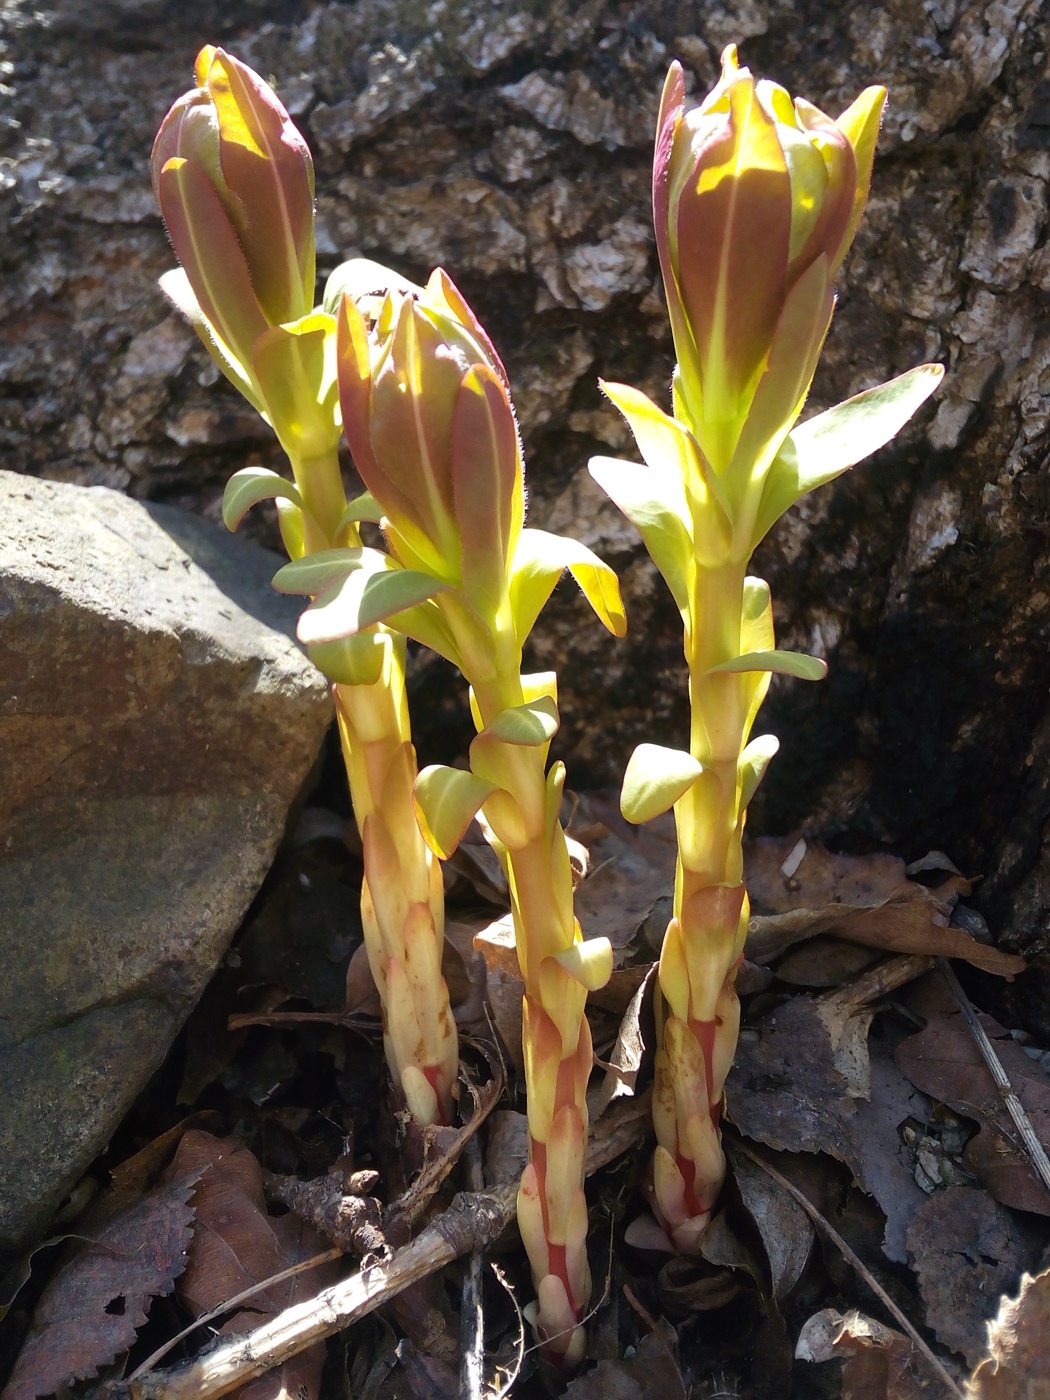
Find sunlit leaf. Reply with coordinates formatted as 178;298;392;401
298;568;448;644
709;650;827;680
739;733;780;809
752;364;944;547
481;696;560;747
620;743;704;824
413;765;499;859
509;528;626;646
588;455;693;612
222;467;305;532
272;547;384;596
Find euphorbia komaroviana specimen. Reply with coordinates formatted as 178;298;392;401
274;261;625;1364
590;47;943;1250
151;48;457;1127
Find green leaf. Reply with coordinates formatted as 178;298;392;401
384;600;463;670
620;743;703;824
222;467;305;533
709;650;827;681
588;455;693;612
508;528;626;646
752;364;944;547
481;696;560;747
307;632;386;687
337;491;383;530
552;937;613;991
414;764;499;859
298;568;449;645
322;257;423;316
272;547;382;597
739;734;780;809
600;381;732;548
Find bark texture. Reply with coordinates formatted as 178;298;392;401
2;0;1050;941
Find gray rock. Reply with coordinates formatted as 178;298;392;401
1;0;1050;937
0;473;332;1254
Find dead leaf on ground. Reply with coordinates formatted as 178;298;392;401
967;1265;1050;1398
564;1317;687;1400
726;958;935;1262
907;1186;1035;1368
570;797;678;954
590;965;656;1119
774;936;883;988
745;837;1023;977
896;1002;1050;1215
2;1170;199;1400
727;1143;814;1301
171;1130;337;1400
795;1308;930;1400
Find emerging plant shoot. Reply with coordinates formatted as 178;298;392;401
152;48;457;1127
590;47;943;1250
275;262;625;1364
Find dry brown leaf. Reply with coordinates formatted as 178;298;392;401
967;1266;1050;1398
570;798;678;953
564;1318;687;1399
727;1143;814;1301
896;1009;1050;1215
726;968;933;1262
171;1130;337;1400
2;1171;199;1400
775;936;883;987
745;837;1022;976
590;964;656;1119
907;1187;1034;1368
796;1308;930;1400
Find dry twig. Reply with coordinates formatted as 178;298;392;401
936;956;1050;1196
114;1095;650;1400
732;1140;965;1400
459;1134;485;1400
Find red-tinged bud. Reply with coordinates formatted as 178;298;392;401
152;46;315;368
336;265;524;612
654;46;886;471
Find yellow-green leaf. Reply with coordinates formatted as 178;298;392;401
414;765;499;859
222;467;305;533
620;743;704;824
272;547;378;596
588;455;693;612
709;650;827;680
307;632;386;687
481;696;560;747
298;568;448;644
739;733;780;809
752;364;944;548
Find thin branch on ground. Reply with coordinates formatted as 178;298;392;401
459;1133;485;1400
112;1095;650;1400
732;1139;965;1400
126;1248;344;1382
937;955;1050;1196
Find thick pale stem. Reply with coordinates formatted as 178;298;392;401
288;448;458;1128
653;559;752;1248
335;667;457;1127
472;661;592;1367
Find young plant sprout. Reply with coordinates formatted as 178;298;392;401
151;48;457;1127
271;262;625;1365
589;48;943;1250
